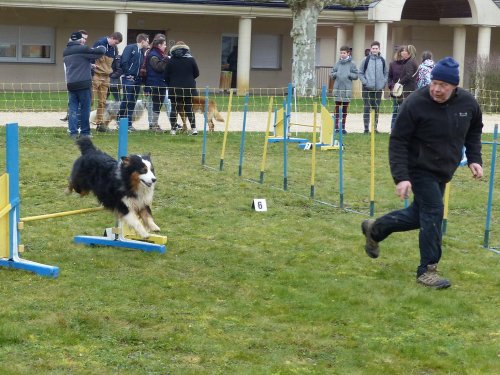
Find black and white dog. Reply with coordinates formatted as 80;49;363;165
66;137;160;238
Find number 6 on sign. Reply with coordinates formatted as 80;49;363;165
252;199;267;212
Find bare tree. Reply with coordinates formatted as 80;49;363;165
285;0;371;96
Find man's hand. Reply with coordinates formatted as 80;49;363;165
396;181;412;200
469;163;483;180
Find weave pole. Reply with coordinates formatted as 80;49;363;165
441;183;451;235
369;109;376;216
259;96;274;184
310;103;318;198
238;93;249;177
338;106;344;208
201;86;209;166
483;124;499;252
219;90;233;171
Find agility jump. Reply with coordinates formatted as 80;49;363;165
0;120;166;278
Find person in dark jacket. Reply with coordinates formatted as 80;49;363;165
144;36;169;132
63;31;106;138
164;40;200;135
118;33;150;132
361;57;483;289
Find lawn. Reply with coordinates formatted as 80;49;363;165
0;127;498;374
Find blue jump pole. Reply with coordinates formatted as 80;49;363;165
483;124;498;249
118;118;128;158
0;123;59;277
238;93;249;177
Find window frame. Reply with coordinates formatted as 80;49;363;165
0;25;55;64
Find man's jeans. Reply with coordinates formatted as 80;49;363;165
68;88;91;136
362;89;382;131
371;173;446;277
119;76;142;125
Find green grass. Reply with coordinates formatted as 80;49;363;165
0;128;498;374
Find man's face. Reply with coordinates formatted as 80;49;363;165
81;34;88;45
370;45;380;55
429;80;456;103
339;50;349;59
140;39;150;49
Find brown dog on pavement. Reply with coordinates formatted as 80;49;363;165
177;96;224;132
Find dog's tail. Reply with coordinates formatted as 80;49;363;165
76;137;97;155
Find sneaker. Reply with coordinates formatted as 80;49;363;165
342;129;347;135
417;264;451;289
361;219;379;258
96;124;112;133
128;126;137;133
364;129;369;134
69;133;78;140
60;114;68;122
170;129;176;135
190;128;198;136
334;129;340;133
80;133;93;139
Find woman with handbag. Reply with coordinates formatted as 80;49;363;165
388;47;405;130
388;45;418;130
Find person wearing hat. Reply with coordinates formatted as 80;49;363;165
63;31;106;139
361;56;484;289
164;40;200;135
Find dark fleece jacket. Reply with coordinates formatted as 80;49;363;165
389;86;483;184
63;41;105;91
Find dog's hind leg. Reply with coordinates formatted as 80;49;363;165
139;206;160;232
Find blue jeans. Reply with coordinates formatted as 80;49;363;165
362;89;382;131
68;88;91;136
391;97;401;130
119;76;142;126
370;173;446;277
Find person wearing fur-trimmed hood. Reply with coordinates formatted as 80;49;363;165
164;41;200;135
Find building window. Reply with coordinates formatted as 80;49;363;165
251;34;282;70
0;25;54;63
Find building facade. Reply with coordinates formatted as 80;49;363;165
0;0;499;92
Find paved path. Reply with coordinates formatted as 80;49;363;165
1;111;499;134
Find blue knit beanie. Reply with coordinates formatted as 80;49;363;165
430;57;460;85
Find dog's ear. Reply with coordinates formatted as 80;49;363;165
121;156;130;165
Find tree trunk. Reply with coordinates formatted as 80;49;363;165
291;2;322;96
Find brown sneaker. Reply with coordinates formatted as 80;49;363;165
361;219;379;258
417;264;451;289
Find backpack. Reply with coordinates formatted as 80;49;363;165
363;55;386;74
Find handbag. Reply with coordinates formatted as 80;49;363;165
392;79;403;97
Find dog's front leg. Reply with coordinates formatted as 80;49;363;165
139;207;160;232
122;211;150;238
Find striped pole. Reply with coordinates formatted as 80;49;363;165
484;124;498;249
310;103;318;198
338;105;344;208
442;183;451;234
237;93;249;177
219;90;233;171
369;109;376;216
201;87;209;166
259;96;274;183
